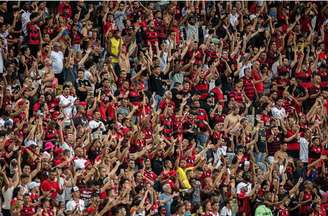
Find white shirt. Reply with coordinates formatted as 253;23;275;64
239;63;252;78
213;146;227;169
21;11;31;35
66;199;85;213
229;13;239;28
209;80;216;92
221;206;232;216
159;52;168;72
0;31;9;51
271;106;287;119
186;23;199;42
299;137;309;163
88;120;106;132
2;186;14;210
58;95;76;118
50;50;64;74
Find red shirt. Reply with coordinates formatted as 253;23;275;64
160;114;176;137
211;87;224;105
171;26;181;45
286;130;300;151
27;23;41;45
21;206;36;216
300;16;311;33
278;207;289;216
296;69;312;88
144;170;158;182
146;30;158;46
99;102;116;122
41;209;55;216
229;89;244;104
242;77;256;100
103;21;114;35
193;79;209;100
159;99;175;111
57;2;72;19
72;31;82;45
252;69;264;93
41;179;60;199
316;204;328;216
237;192;251;216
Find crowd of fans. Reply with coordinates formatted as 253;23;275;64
0;1;328;216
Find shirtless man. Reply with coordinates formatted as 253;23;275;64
223;103;241;135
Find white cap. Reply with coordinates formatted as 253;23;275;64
28;181;40;190
236;182;248;194
25;140;37;148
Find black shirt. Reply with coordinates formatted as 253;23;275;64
75;79;91;101
256;127;267;153
149;74;165;96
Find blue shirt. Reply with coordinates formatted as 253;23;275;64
159;193;173;216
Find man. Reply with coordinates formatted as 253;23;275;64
274;143;289;164
113;2;126;32
242;68;256;102
149;65;166;106
159;184;179;216
58;84;77;118
21;3;32;36
26;12;42;56
220;200;233;216
50;42;64;84
254;118;268;170
186;16;199;42
271;99;287;119
88;111;106;137
267;125;285;156
40;168;61;200
108;30;122;75
0;2;9;25
223;103;241;135
299;128;311;165
75;69;92;101
229;80;244;104
66;186;85;215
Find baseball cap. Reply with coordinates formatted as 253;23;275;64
28;181;40;190
71;186;80;193
25;140;38;148
44;142;55;151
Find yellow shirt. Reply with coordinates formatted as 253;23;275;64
176;167;193;189
109;37;122;63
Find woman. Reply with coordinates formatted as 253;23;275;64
1;166;20;216
10;186;25;216
36;198;55;216
299;181;314;216
63;169;75;202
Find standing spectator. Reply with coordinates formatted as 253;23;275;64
50;42;64;84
